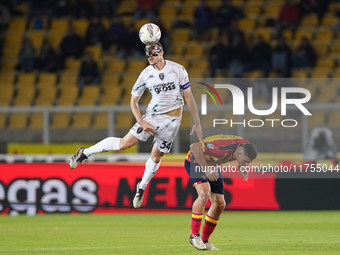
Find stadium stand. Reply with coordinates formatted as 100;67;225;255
0;0;339;137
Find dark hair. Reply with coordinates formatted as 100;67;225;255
243;143;257;160
153;42;163;50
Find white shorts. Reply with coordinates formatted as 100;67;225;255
129;112;182;153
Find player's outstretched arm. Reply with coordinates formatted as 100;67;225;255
130;95;156;135
183;88;203;141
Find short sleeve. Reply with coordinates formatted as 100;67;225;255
179;66;190;91
131;71;147;96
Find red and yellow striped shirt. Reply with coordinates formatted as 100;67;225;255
185;134;249;165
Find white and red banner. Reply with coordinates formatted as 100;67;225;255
0;163;280;215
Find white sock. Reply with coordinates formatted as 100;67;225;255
83;137;121;157
139;157;161;190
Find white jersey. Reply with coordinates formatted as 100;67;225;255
131;60;190;115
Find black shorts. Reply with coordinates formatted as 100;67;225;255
184;159;224;195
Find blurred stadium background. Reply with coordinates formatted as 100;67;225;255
0;0;340;253
0;0;340;151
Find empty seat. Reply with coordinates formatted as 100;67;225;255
282;29;293;41
115;112;133;129
50;19;69;34
328;110;340;128
38;73;57;88
35;98;54;106
26;30;45;48
180;2;196;17
59;71;78;87
244;3;262;16
0;84;14;102
185;42;204;57
0;71;15;84
264;3;282;16
159;3;178;18
1;58;18;71
2;45;21;58
78;86;100;106
101;73;120;87
315;27;333;42
308;110;328;127
71;112;92;129
47;32;64;50
316;83;338;103
127;60;147;72
15;85;36;102
17;73;36;87
8;113;28;129
7;19;26;33
310;67;330;78
295;28;314;41
321;14;338;26
65;58;81;71
312;42;329;57
37;85;57;100
51;112;71;129
238;18;256;31
0;113;7;129
134;18;150;31
171;42;186;55
316;58;335;68
254;27;273;42
171;29;191;43
29;113;44;129
329;42;340;58
58;86;79;99
300;15;319;27
106;60;126;72
72;19;89;36
100;86;122;105
190;59;208;72
93;112;109;129
4;33;23;46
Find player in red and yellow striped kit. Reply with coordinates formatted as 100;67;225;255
185;134;257;250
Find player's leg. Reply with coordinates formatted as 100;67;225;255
201;180;226;250
133;144;164;208
188;182;211;250
133;114;181;208
70;113;153;169
69;133;140;169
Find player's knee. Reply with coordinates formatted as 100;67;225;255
214;199;226;211
119;140;130;150
198;191;210;203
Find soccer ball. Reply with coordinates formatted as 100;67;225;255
139;23;161;45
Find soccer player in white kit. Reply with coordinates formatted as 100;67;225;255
69;42;203;208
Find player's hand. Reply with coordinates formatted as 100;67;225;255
239;166;249;182
205;169;219;182
138;120;156;135
190;122;203;141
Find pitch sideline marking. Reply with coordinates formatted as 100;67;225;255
1;241;340;252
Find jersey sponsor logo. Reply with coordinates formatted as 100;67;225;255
206;143;214;149
153;82;176;94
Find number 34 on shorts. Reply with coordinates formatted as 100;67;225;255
160;141;172;150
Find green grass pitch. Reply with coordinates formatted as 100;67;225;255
0;211;340;254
